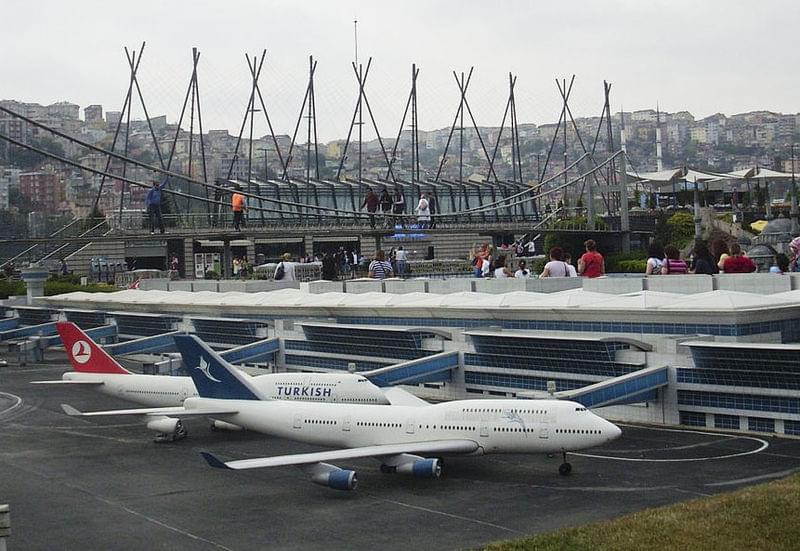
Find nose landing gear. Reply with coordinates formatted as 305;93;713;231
558;451;572;476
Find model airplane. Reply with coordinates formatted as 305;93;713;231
35;321;389;441
62;334;622;490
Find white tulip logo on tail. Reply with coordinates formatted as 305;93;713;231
71;340;91;364
196;356;221;383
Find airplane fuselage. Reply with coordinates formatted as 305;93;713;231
186;397;620;455
62;372;389;407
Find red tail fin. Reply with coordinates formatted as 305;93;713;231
56;321;130;375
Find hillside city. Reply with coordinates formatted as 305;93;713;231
1;98;799;236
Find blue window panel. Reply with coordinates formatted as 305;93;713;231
283;354;388;372
678;390;800;415
784;420;800;436
679;411;707;427
714;414;740;430
677;368;800;390
747;417;775;433
464;371;588;392
367;353;457;386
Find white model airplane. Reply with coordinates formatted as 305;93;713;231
35;321;389;441
62;334;622;491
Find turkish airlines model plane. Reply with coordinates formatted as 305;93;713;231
35;322;389;441
62;334;622;491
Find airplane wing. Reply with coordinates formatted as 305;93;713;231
61;403;239;417
31;380;104;385
381;387;430;407
201;439;480;470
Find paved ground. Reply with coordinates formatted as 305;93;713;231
2;355;800;551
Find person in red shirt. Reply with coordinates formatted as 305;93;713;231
722;243;757;273
360;189;380;228
578;239;605;278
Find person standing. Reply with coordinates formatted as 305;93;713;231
368;250;395;279
392;188;405;226
417;194;431;228
379;189;392;227
360;189;379;228
232;185;246;231
578;239;605;278
146;181;165;235
426;191;437;228
60;258;69;276
274;253;297;281
395;246;408;277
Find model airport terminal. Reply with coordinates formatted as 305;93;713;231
5;271;799;438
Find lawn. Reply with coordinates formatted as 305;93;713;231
484;472;800;551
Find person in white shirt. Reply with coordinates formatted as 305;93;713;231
514;259;531;278
539;246;571;278
563;253;578;277
395;246;408;276
416;195;431;228
274;253;297;281
493;255;514;278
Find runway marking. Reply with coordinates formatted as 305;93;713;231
0;392;23;416
575;425;769;462
368;495;522;534
704;467;800;487
90;494;235;551
672;487;712;498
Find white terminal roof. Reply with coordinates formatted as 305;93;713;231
43;287;800;313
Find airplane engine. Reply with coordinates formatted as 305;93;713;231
396;458;441;478
146;417;187;442
311;469;358;491
210;420;243;432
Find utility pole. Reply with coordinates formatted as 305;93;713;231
791;143;798;234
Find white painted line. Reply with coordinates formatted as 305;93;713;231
0;392;23;417
574;425;769;462
705;468;800;487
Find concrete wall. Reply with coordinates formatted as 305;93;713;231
139;279;170;291
646;275;713;294
473;278;527;294
308;280;345;294
344;279;385;293
192;280;219;292
583;277;643;294
427;279;475;294
384;279;429;294
714;273;792;294
525;277;583;293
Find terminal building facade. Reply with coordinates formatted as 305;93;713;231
7;273;800;439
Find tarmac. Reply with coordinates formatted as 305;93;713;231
2;353;800;551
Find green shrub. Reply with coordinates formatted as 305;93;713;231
0;279;26;299
617;259;648;273
666;211;695;248
44;281;118;296
717;213;733;225
605;251;646;273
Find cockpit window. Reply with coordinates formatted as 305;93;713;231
575;407;587;412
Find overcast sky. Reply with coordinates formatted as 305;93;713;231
2;0;798;141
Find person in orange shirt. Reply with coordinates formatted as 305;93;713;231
231;185;246;231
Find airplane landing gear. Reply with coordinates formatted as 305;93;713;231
559;452;572;476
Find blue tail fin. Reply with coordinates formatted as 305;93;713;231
174;335;263;400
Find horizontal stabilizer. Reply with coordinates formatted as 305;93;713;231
60;403;238;418
201;452;232;470
31;380;104;385
204;439;480;471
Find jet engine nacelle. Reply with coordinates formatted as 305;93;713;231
311;469;358;491
396;458;441;478
211;419;243;432
146;417;187;442
146;417;181;434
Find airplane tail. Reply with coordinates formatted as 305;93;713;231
56;321;131;375
173;334;264;401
